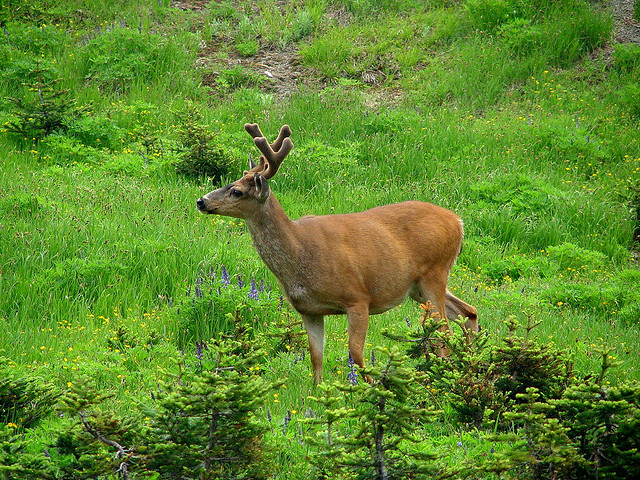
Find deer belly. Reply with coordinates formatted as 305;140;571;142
284;284;345;316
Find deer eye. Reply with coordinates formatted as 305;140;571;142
230;189;243;198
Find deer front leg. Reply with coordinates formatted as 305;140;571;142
346;304;370;377
301;314;325;385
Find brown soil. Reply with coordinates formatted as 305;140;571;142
612;0;640;44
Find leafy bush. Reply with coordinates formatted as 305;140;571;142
479;351;640;480
546;242;607;273
144;336;281;479
172;106;232;181
40;257;128;303
175;265;280;346
305;346;442;479
40;134;108;166
544;269;640;323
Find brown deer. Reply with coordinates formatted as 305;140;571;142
196;123;478;384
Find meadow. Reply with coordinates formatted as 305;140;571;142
1;0;640;478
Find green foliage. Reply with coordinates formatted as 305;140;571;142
216;66;266;91
40;256;128;303
0;192;43;217
465;0;513;31
393;313;573;428
0;356;58;429
175;265;281;346
4;64;90;145
544;269;640;322
478;351;640;480
492;316;572;402
546;242;607;273
144;334;281;479
305;346;443;480
173;105;232;181
80;26;193;93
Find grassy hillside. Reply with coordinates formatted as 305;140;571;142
1;0;640;478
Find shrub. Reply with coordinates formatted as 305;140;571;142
305;346;443;479
4;65;90;145
175;266;280;346
0;357;58;430
172;106;232;181
143;334;281;479
465;0;513;31
546;242;607;273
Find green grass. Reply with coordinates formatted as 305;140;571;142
1;0;640;477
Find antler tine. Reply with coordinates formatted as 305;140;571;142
244;124;293;179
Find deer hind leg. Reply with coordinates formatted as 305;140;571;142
445;290;479;335
412;275;450;357
301;314;325;385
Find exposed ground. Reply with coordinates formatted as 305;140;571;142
613;0;640;44
179;0;640;100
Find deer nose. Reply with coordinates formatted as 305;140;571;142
196;198;206;210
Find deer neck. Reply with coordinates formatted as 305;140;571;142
245;195;302;281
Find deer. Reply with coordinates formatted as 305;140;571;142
196;123;478;384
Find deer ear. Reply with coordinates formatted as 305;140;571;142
254;174;270;201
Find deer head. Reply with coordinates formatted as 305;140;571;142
196;124;293;218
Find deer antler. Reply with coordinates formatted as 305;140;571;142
244;123;293;179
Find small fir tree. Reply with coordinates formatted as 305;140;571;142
4;64;89;145
143;336;282;479
306;346;445;480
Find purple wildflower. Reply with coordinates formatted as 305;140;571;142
248;278;259;301
370;348;376;367
348;353;358;385
282;410;291;433
220;265;231;286
237;275;245;288
195;341;204;361
405;316;411;328
195;275;203;298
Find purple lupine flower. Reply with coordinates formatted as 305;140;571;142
348;353;358;385
405;316;411;328
267;408;272;423
195;275;203;298
220;265;231;286
195;341;204;361
259;278;266;292
248;278;259;301
370;349;376;367
282;410;291;433
237;275;245;288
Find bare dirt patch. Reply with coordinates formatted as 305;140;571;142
612;0;640;44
